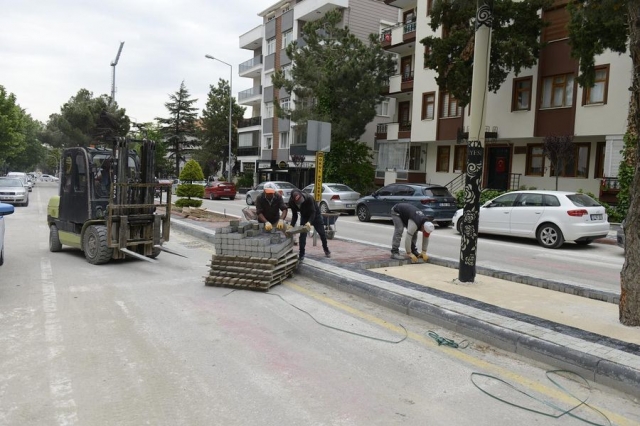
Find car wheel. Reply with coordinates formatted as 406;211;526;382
0;247;4;266
246;194;254;205
23;198;29;207
456;220;462;234
348;210;355;216
83;225;113;265
438;221;452;228
536;223;564;249
319;202;330;214
209;193;214;200
49;225;63;252
356;205;371;222
230;196;235;201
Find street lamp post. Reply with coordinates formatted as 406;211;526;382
205;54;233;181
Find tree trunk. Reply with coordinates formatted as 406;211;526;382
619;1;640;326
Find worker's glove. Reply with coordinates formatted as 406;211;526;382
264;222;273;232
409;254;419;264
304;222;312;232
276;219;285;230
421;251;429;262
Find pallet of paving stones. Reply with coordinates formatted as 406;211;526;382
205;249;299;291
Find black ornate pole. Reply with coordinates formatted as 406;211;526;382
459;0;493;282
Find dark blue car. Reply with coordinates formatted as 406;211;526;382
355;183;457;228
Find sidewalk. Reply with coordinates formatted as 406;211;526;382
169;214;639;398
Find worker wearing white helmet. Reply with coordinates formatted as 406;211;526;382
390;203;435;263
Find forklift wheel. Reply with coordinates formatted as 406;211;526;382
49;225;63;252
148;247;162;259
83;225;113;265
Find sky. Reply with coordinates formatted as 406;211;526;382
0;0;277;125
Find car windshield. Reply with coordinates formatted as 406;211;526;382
423;187;452;197
327;184;353;192
275;182;296;189
566;193;601;207
0;179;23;187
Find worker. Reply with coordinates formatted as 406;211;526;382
390;203;435;263
289;189;330;261
255;182;288;232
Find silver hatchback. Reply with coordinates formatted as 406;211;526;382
245;181;298;206
0;178;29;206
302;183;360;214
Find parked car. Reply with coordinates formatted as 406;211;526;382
0;202;15;266
40;174;59;182
451;190;610;249
0;178;29;206
204;180;237;200
355;183;457;227
617;220;625;249
245;181;298;205
7;172;32;192
302;183;360;214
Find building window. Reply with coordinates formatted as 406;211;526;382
282;64;292;80
408;145;422;170
440;92;462;118
526;144;545;176
512;76;532;111
376;98;390;116
436;146;450;172
427;0;433;15
421;92;435;120
541;73;574;109
282;30;293;49
454;145;467;172
595;141;605;178
280;97;290;112
550;143;590;178
584;65;609;105
423;45;431;68
264;135;273;149
279;132;290;149
239;133;253;147
265;102;274;118
266;38;276;55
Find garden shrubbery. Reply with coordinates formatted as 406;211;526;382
176;160;205;208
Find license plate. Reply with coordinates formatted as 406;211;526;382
440;203;452;207
224;188;230;191
346;204;354;208
590;214;603;220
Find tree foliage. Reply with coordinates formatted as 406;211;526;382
272;8;396;142
176;159;204;208
324;140;376;195
39;89;129;148
156;81;199;177
197;79;245;177
129;122;173;178
422;0;551;107
542;134;575;190
567;0;640;325
0;86;27;171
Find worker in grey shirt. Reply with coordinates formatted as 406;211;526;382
390;203;435;263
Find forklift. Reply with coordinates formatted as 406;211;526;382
47;136;176;264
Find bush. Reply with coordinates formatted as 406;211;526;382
175;197;203;208
176;160;204;206
237;172;254;188
455;189;506;208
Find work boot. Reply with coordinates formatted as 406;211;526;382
324;250;331;258
390;253;405;260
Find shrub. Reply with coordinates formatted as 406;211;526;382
176;160;204;207
455;189;506;208
237;172;254;188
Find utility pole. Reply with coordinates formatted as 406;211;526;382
110;42;125;106
458;0;493;283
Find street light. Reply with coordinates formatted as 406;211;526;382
205;54;233;181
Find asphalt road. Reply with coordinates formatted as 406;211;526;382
0;183;637;425
191;195;624;295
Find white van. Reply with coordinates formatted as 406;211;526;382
6;172;32;192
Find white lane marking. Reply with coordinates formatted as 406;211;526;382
41;257;78;425
535;253;624;268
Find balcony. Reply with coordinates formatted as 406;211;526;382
401;71;414;91
403;21;416;42
238;116;261;128
599;177;620;205
290;143;316;156
382;22;416;55
237;146;260;157
238;86;262;106
384;0;417;8
376;123;388;139
239;55;262;78
386;122;411;140
294;0;349;22
240;24;263;50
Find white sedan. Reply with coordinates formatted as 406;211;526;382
452;190;610;248
0;202;15;265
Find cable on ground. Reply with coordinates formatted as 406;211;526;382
426;330;469;349
471;370;611;426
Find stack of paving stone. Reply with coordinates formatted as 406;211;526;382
205;220;299;291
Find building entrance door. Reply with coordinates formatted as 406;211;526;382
485;146;511;191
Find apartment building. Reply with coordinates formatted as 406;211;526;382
377;0;631;201
237;0;398;186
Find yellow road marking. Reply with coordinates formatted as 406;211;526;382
285;280;638;426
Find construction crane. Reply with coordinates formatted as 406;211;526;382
110;42;125;106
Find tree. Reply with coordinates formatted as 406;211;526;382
566;0;640;326
324;140;376;195
129;122;172;178
542;134;575;191
39;89;129;148
0;86;26;170
176;159;204;208
156;81;199;177
421;0;550;107
272;8;394;182
198;79;245;178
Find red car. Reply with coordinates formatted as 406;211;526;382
204;181;237;200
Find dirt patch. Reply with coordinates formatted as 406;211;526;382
158;206;232;223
